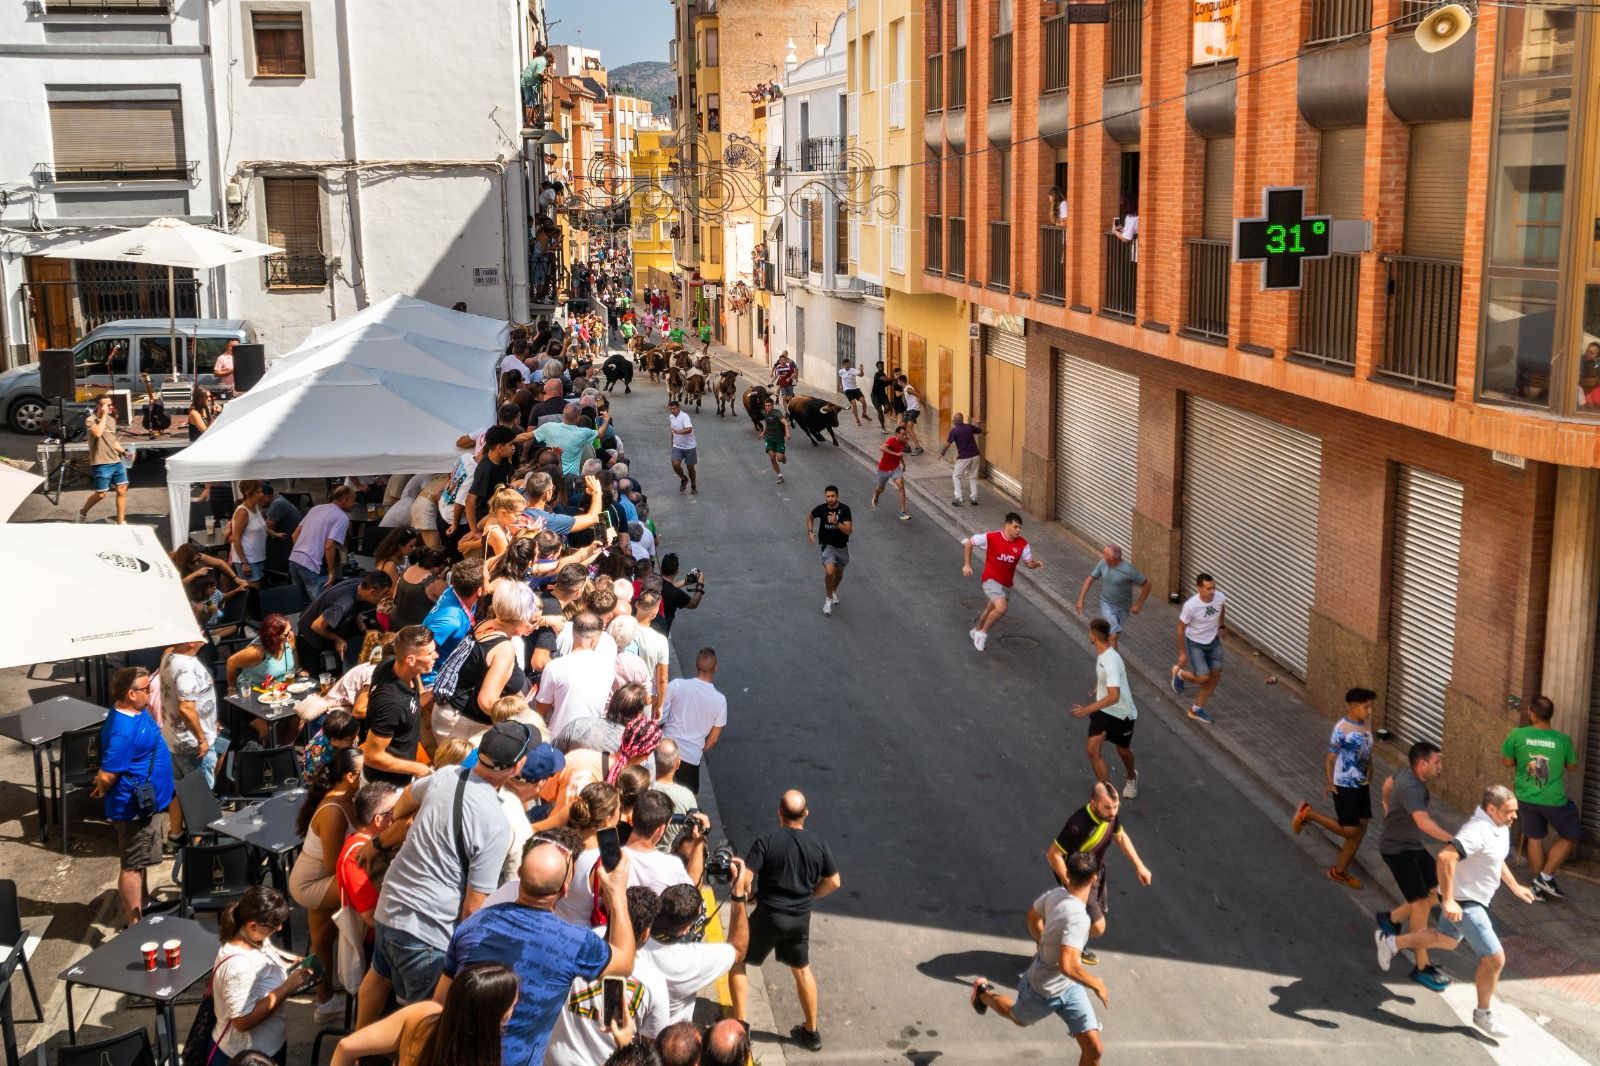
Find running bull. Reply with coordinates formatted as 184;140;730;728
787;395;843;446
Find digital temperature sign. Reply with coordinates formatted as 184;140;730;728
1233;187;1332;291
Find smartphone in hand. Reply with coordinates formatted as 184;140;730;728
597;827;622;872
603;975;626;1026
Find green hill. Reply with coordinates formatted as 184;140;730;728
609;60;673;114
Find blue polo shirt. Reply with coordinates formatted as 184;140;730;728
422;587;472;684
522;506;576;538
98;708;174;820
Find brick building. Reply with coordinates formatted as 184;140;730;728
921;0;1600;831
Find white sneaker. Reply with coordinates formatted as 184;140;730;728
974;630;988;651
969;628;980;649
1374;930;1395;972
1472;1008;1510;1039
828;593;839;605
1122;777;1139;799
314;993;347;1020
822;598;832;615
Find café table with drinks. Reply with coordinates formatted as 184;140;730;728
222;673;320;758
58;914;212;1066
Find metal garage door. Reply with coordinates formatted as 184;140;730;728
1054;353;1139;550
1584;639;1600;844
1181;397;1322;678
983;326;1027;498
1385;468;1464;748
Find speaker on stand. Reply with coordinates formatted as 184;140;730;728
37;348;83;505
232;344;266;394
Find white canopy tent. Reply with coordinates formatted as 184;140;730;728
0;461;43;520
256;325;497;394
301;294;509;352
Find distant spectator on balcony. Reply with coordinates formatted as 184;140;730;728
1112;197;1139;263
1580;342;1600;408
1050;186;1067;225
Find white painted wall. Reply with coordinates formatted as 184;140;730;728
787;285;882;391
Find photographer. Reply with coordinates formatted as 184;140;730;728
644;867;754;1025
729;791;839;1051
652;554;703;636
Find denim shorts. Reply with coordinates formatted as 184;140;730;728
1186;637;1224;675
1100;601;1128;634
92;461;129;491
1435;902;1502;959
1011;971;1101;1034
372;923;448;1004
171;735;229;790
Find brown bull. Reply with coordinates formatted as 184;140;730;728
715;370;739;417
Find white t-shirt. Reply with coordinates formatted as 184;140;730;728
1450;807;1510;906
498;353;532;382
537;648;620;741
838;366;862;392
380;473;430;529
623;844;693;894
165;653;218;753
661;678;728;764
1095;648;1136;721
1024;888;1090;999
213;942;292;1057
1179;589;1227;645
630;625;670;683
629;525;658;561
642;939;738;1024
669;411;697;451
545;948;671;1064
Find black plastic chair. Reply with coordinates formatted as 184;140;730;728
173;771;225;839
50;1027;156;1066
257;582;306;621
0;880;43;1024
234;746;298;797
263;534;293;586
178;840;252;919
55;724;102;855
310;1026;353;1065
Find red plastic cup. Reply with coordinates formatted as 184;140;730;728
162;939;182;968
140;942;159;971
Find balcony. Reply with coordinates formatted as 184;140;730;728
860;279;884;298
1291;253;1361;369
948;46;967;110
1379;255;1461;391
265;254;327;289
1102;231;1136;320
926;214;943;274
1042;13;1069;93
1306;0;1372;43
45;0;170;9
889;224;906;274
991;33;1013;103
1039;226;1066;302
988;221;1010;290
37;160;199;184
888;81;907;129
1184;239;1230;342
785;246;809;280
1393;0;1436;30
755;259;782;294
947;217;966;281
1108;0;1142;81
926;54;944;113
799;136;844;172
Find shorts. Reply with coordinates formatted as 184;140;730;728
982;579;1011;601
1087;711;1135;749
372;923;448;1005
1010;970;1101;1034
171;735;229;790
903;409;922;423
410;494;440;531
1333;785;1373;827
1434;901;1502;958
820;545;849;569
1382;848;1438;903
115;814;166;871
875;466;904;488
765;439;786;456
92;462;129;491
1099;601;1129;634
871;394;890;410
1521;799;1581;841
1186;637;1224;675
745;906;812;967
844;388;865;402
670;447;698;466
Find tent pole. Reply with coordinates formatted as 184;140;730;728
167;264;179;380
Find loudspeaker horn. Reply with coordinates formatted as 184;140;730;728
1415;3;1473;54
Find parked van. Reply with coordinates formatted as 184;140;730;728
0;318;254;433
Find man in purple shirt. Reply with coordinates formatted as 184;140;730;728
940;413;984;507
289;486;357;599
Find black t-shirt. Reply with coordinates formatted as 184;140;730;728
1053;804;1122;869
870;371;891;402
530;397;568;424
468;455;513;506
810;503;852;549
654;579;691;634
746;827;837;915
528;593;562;684
298;578;364;648
762;411;787;442
447;628;527;723
365;659;422;787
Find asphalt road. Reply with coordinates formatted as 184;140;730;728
606;382;1511;1066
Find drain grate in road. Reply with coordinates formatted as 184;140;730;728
998;634;1040;650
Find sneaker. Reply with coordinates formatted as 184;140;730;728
1170;665;1184;696
829;593;839;605
1375;911;1398;937
970;628;981;649
1374;930;1396;972
1292;802;1313;834
969;497;979;505
1326;866;1363;890
1080;948;1099;966
822;598;832;616
1122;776;1139;799
790;1025;823;1052
314;993;347;1020
970;979;992;1015
1535;875;1564;900
1472;1008;1510;1039
1409;965;1449;992
1187;705;1214;724
776;474;784;484
678;477;688;493
974;630;988;651
952;498;963;506
899;511;911;521
75;510;86;523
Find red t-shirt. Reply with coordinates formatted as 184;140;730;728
878;437;906;472
975;530;1031;587
337;831;380;915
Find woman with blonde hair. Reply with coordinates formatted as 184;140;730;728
482;486;528;563
431;582;536;744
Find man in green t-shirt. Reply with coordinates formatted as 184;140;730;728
668;324;685;346
1500;695;1580;900
760;398;790;484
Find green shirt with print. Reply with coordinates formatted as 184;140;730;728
1501;725;1576;806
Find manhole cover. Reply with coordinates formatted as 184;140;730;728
998;635;1040;650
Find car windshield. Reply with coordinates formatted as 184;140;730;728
74;338;129;377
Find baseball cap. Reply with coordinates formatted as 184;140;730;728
518;743;565;782
477;721;534;771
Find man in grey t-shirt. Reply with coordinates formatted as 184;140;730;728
356;722;528;1022
1374;740;1455;991
1075;545;1149;647
971;852;1107;1060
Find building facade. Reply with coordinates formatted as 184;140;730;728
923;0;1600;830
630;128;679;300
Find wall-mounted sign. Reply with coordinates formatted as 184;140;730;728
473;267;501;287
1233;187;1331;291
1492;451;1527;470
1192;0;1239;65
1067;3;1111;24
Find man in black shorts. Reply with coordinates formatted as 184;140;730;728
869;361;893;434
1374;740;1455;991
729;790;841;1052
1070;618;1139;798
1044;782;1152;963
807;485;853;616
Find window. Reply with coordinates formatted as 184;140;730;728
263;176;325;288
709;225;722;265
704;28;719;68
809;199;823;272
998;0;1013;33
954;0;967;46
48;98;185;181
47;0;169;9
193;336;234;378
252;12;306;77
1489;87;1569;268
74;338;129;378
706;93;721;133
889;19;904;82
836;322;857;368
862;32;874;90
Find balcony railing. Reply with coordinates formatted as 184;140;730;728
1039;226;1066;301
1184;239;1230;341
1307;0;1372;43
926;214;943;274
860;280;885;298
991;33;1013;102
948;46;967;110
889;224;906;274
800;136;844;172
265;254;327;289
1380;255;1461;391
38;160;200;183
1108;0;1142;81
1393;0;1436;30
785;245;809;280
926;54;944;113
988;221;1011;290
1102;231;1136;320
755;259;781;293
1292;253;1361;368
46;0;170;10
1043;13;1069;93
947;217;966;281
888;81;907;129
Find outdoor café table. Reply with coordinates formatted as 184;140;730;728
0;695;107;844
59;914;213;1066
222;689;306;759
208;786;307;892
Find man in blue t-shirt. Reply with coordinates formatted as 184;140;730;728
441;836;637;1065
521;470;602;539
422;559;483;684
92;666;174;925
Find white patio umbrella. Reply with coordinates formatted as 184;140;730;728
46;217;281;377
0;522;201;670
0;460;43;521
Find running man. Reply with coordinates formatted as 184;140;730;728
807;486;853;616
1292;687;1377;888
1044;782;1152;963
1071;619;1139;798
837;359;868;426
896;375;925;454
961;512;1042;651
771;350;799;404
1170;572;1226;723
668;399;699;495
869;362;893;434
870;426;911;521
971;851;1107;1065
1375;741;1455;992
761;398;791;484
1074;545;1149;648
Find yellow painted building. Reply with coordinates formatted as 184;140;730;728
629;129;678;301
848;0;969;441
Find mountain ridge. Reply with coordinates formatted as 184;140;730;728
608;60;673;114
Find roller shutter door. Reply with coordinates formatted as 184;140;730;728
1181;397;1321;678
49;100;184;173
1054;353;1138;549
1403;121;1469;260
1385;469;1463;747
1584;635;1600;844
1317;126;1365;221
982;326;1026;498
1202;137;1235;242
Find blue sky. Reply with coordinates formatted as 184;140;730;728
544;0;673;68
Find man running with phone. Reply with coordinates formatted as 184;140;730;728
807;486;853;615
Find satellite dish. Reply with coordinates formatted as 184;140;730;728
1415;3;1473;54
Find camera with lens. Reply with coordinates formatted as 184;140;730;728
686;568;705;593
704;843;737;885
668;807;705;829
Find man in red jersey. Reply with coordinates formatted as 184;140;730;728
961;512;1043;651
870;425;912;521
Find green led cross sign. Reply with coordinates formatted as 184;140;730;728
1233;186;1332;291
